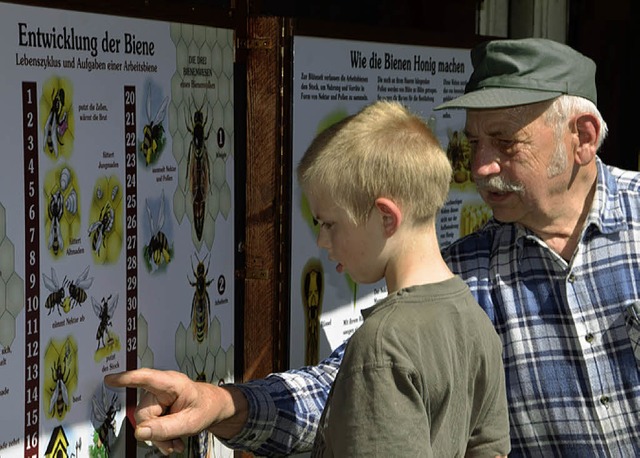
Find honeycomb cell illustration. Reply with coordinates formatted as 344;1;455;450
136;313;155;369
170;24;234;250
175;316;234;386
0;203;24;349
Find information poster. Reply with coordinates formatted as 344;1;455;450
290;35;490;368
0;2;235;457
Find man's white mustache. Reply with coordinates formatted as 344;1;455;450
475;176;525;194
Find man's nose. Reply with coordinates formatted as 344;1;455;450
471;142;501;178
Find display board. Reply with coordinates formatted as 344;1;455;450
0;2;235;457
290;35;489;368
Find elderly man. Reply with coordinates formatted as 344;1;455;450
107;38;640;457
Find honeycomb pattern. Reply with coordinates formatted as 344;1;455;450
0;203;24;349
175;316;234;386
137;313;155;369
169;24;234;250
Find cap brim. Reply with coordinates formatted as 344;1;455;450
435;88;562;110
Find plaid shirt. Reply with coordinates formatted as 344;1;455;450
227;158;640;457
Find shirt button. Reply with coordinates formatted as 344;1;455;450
600;396;610;407
585;333;594;343
567;273;576;283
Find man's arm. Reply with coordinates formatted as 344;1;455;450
218;343;344;455
105;342;345;456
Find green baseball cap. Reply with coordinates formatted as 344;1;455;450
435;38;597;110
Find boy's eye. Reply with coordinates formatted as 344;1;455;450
313;218;333;230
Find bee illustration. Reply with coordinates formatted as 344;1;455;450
43;267;66;316
65;265;94;309
91;383;121;456
48;189;65;255
144;191;171;270
188;254;213;343
302;266;323;366
446;130;472;184
141;85;169;166
92;294;118;350
44;87;69;158
49;346;72;419
88;201;114;256
185;96;213;241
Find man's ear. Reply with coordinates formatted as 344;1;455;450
573;113;599;165
374;197;402;237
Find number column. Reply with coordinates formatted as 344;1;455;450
22;82;40;457
123;85;138;455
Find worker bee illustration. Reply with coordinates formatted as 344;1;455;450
49;344;72;419
88;201;115;256
48;189;65;255
189;253;213;343
446;130;472;185
91;383;121;456
144;190;172;271
65;265;94;309
43;267;66;316
140;84;169;166
185;96;213;241
92;294;118;350
44;87;69;158
302;260;324;366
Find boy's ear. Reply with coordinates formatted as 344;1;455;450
374;197;402;237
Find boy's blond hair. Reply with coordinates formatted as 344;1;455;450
297;101;452;225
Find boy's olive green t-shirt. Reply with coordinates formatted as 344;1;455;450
312;276;510;457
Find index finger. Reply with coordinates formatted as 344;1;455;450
104;368;179;397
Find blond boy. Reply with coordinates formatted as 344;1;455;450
297;101;510;457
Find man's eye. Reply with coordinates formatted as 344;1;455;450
497;138;516;148
321;222;333;230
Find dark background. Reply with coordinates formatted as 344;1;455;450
255;0;637;170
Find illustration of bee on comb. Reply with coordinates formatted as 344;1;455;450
88;177;122;263
140;83;169;167
44;166;79;258
188;252;214;344
40;77;74;159
44;337;78;421
143;189;173;272
184;94;213;242
90;383;122;456
92;293;121;359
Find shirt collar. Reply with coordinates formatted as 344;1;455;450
508;157;628;244
588;157;628;235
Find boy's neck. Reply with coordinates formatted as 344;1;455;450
384;230;453;294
